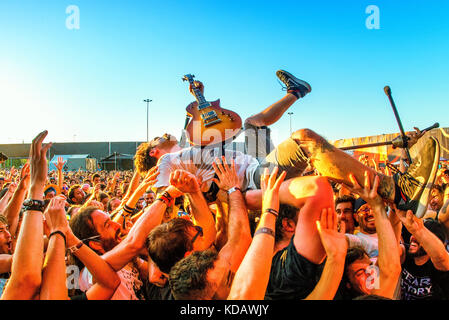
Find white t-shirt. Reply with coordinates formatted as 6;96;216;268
153;146;260;191
346;232;379;259
79;262;143;300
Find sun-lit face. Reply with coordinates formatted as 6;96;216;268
356;204;376;234
346;255;374;295
0;222;12;254
429;189;444;211
336;202;355;233
90;210;122;253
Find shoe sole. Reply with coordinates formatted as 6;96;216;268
415;136;440;218
276;70;312;93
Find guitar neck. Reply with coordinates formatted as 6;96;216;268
188;79;209;109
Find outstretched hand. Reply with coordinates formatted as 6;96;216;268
395;207;424;235
317;207;348;260
29;130;52;197
212;157;242;191
345;171;384;209
169;169;200;194
44;195;69;236
406;127;426;148
261;167;286;212
55;156;66;171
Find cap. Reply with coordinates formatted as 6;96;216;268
354;198;367;212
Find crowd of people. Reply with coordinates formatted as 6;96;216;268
0;70;448;300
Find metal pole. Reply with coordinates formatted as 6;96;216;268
143;99;152;142
288;112;293;135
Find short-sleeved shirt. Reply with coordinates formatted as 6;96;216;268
154;146;260;192
346;232;379;259
400;249;449;300
79;262;144;300
265;237;323;300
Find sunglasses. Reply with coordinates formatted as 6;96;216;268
191;225;203;245
357;207;371;214
80;235;102;244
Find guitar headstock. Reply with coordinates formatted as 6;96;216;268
182;74;195;83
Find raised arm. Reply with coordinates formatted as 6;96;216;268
112;168;159;229
228;167;286;300
40;196;70;300
347;172;401;299
102;168;182;271
0;183;16;214
305;207;348;300
55;157;66;194
169;169;216;250
2;131;51;300
65;224;120;300
397;209;449;271
2;163;30;237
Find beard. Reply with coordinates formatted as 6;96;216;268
409;246;427;258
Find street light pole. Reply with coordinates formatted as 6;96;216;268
287;112;293;135
143;99;152;141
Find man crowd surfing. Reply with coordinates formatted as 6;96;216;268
1;70;449;300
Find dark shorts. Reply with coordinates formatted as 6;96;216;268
244;122;310;188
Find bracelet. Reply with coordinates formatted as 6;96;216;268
264;208;279;218
254;227;275;238
124;204;135;212
68;241;84;254
162;191;174;202
49;230;67;247
157;192;174;206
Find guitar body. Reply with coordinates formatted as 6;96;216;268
185;99;242;146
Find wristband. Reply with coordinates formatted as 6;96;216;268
254;227;275;238
157;195;171;206
22;199;45;212
264;208;279;218
68;241;84;254
49;230;67;247
227;186;242;195
124;204;134;212
157;191;174;206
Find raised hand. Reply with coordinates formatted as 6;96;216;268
140;166;160;190
316;208;348;260
189;80;204;96
261;167;287;212
169;169;200;194
395;208;424;235
212;157;242;191
44;195;69;236
346;171;384;209
406;127;426;148
7;182;17;195
55;157;66;171
29;130;52;198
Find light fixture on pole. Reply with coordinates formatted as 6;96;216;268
287;112;293;135
143;99;152;141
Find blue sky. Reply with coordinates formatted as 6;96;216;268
0;0;448;145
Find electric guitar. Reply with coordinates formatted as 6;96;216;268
182;74;242;146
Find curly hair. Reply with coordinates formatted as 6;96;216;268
169;249;218;300
134;142;158;174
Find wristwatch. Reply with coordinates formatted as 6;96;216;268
22;199;45;212
227;186;242;195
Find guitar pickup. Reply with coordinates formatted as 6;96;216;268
204;119;222;127
201;111;218;119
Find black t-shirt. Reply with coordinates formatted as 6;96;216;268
264;237;323;300
401;249;449;300
143;282;174;300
